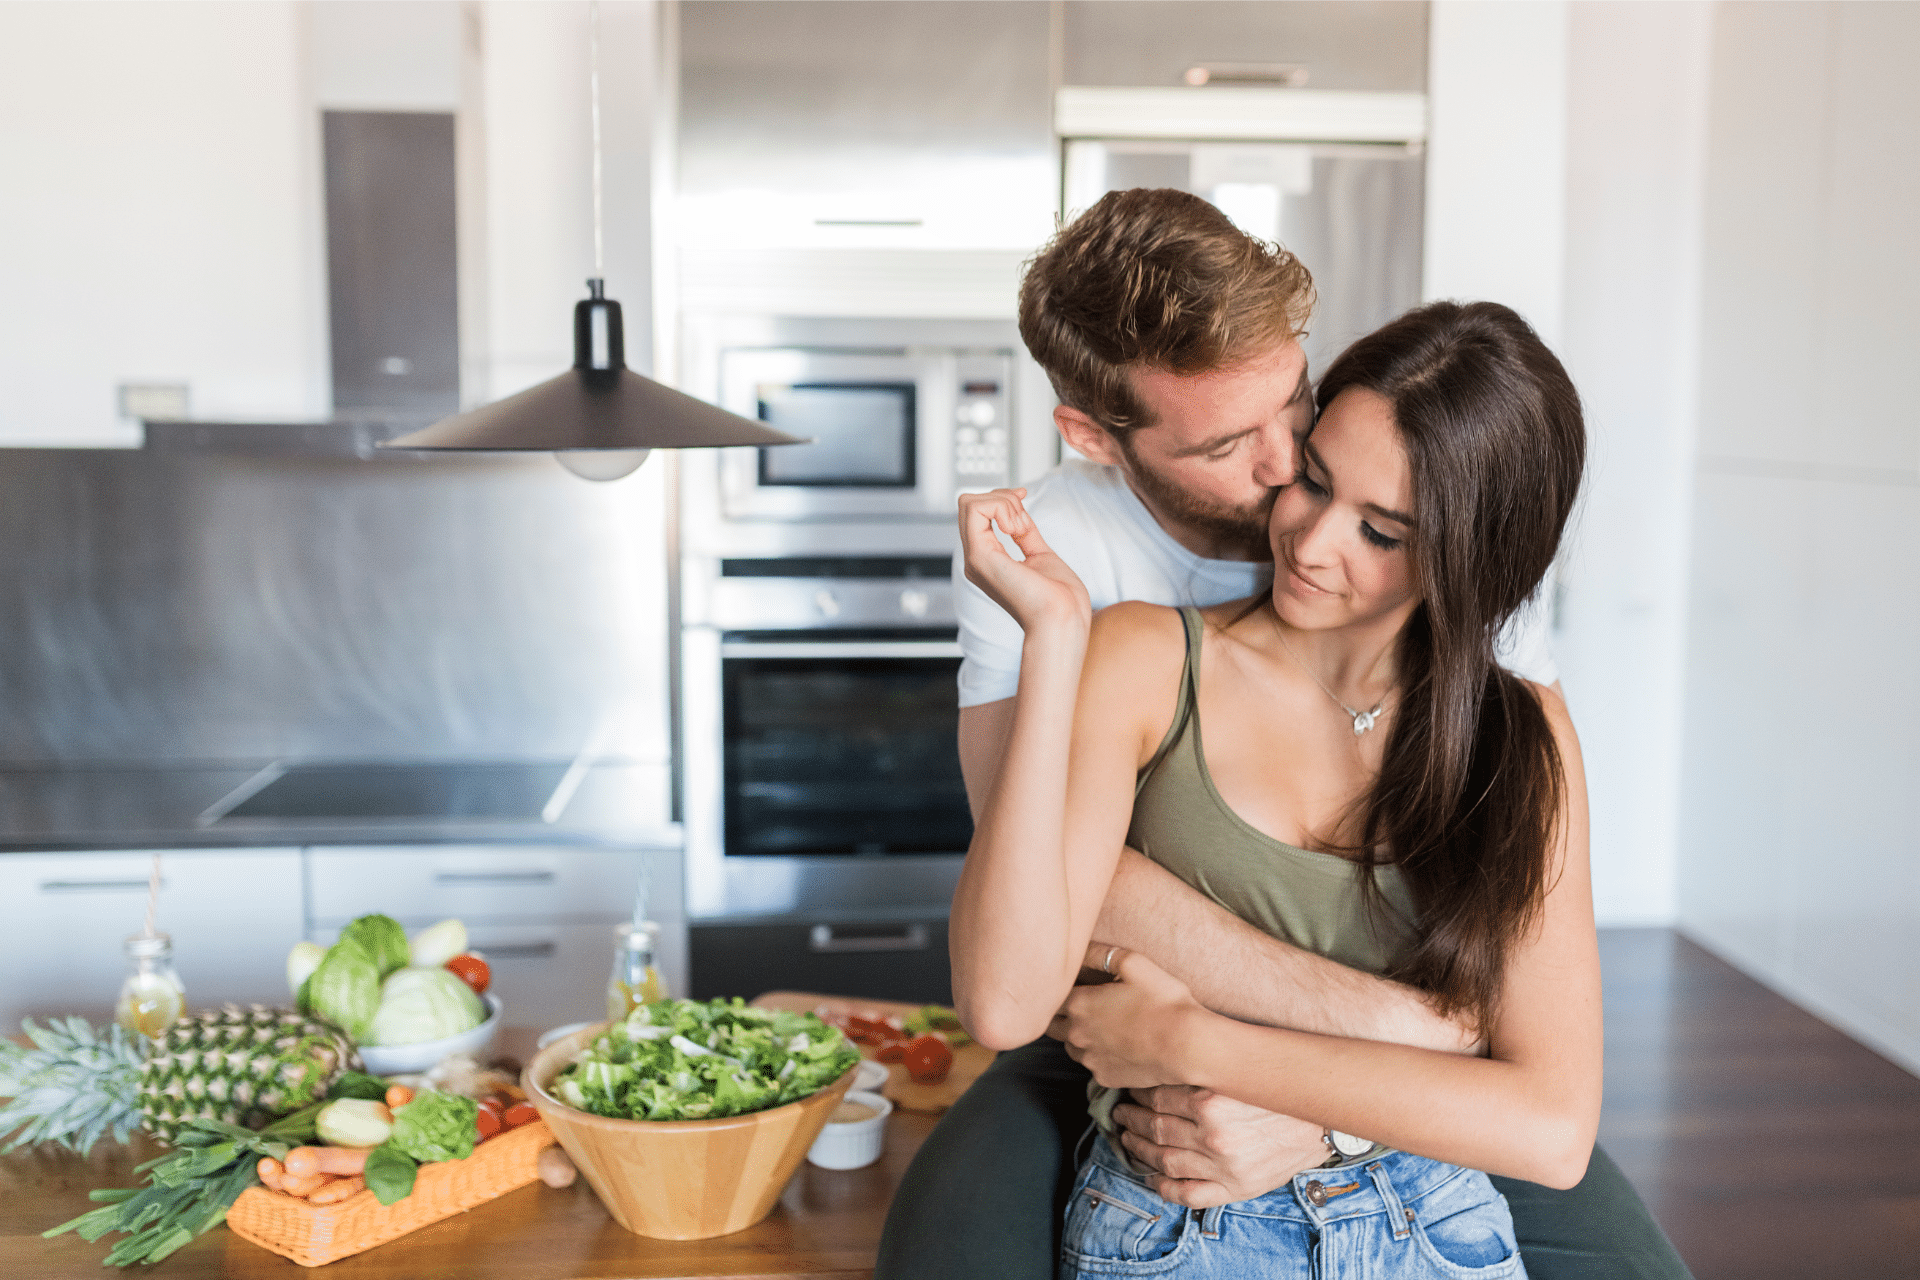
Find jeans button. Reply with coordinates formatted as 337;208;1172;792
1304;1180;1327;1207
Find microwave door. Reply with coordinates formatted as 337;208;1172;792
717;349;957;521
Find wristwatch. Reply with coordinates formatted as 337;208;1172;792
1321;1129;1372;1167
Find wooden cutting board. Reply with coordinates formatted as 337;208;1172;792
751;991;996;1114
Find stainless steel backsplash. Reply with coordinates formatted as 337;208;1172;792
0;441;670;766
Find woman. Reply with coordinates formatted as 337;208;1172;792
950;301;1598;1278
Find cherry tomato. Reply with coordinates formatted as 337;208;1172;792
901;1033;953;1084
502;1102;540;1129
479;1096;505;1115
475;1108;503;1141
874;1040;907;1063
445;953;491;995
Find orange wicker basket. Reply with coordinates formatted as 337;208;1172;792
225;1120;555;1267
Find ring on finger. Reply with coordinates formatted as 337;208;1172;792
1102;946;1118;975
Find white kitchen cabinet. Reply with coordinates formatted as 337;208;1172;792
305;845;687;1031
0;849;305;1031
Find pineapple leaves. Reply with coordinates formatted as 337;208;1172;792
0;1016;144;1157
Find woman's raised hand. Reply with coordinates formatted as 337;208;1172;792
958;488;1091;633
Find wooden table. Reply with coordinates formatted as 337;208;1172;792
0;1026;938;1280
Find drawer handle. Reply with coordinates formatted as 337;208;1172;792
471;941;557;959
432;871;556;885
809;924;928;954
39;879;164;894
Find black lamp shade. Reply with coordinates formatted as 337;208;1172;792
380;282;806;453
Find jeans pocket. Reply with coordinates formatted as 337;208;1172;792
1407;1187;1526;1278
1061;1160;1191;1275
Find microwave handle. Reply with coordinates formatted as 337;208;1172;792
720;641;962;660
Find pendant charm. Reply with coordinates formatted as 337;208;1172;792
1351;706;1382;736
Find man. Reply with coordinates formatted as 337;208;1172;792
874;189;1691;1280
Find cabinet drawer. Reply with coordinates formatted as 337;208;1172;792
307;918;688;1029
0;849;305;1028
306;845;674;926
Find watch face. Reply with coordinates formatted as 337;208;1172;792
1329;1130;1372;1158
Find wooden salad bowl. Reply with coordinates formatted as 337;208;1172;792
523;1023;858;1241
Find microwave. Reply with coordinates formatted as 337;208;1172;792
716;346;1013;521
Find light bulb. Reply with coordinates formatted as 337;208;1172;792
555;449;650;481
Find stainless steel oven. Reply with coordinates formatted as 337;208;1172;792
681;557;971;1000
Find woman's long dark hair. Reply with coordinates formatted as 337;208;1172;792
1319;301;1585;1034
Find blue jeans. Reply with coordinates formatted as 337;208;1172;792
1062;1133;1528;1279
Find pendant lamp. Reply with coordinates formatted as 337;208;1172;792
379;5;804;480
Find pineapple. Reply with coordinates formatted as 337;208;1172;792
0;1004;361;1153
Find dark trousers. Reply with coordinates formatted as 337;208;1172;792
875;1038;1693;1280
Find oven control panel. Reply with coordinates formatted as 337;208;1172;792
951;355;1012;490
708;557;957;631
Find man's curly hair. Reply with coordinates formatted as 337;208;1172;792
1018;188;1315;437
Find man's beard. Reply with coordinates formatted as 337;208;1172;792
1118;439;1276;560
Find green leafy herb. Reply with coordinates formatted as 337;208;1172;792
903;1004;972;1046
338;914;411;980
388;1092;479;1163
43;1105;323;1267
552;998;858;1122
363;1142;419;1206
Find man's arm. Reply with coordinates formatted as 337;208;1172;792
966;695;1479;1054
958;698;1016;823
1097;848;1482;1055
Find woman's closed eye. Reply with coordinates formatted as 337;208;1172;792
1360;521;1402;551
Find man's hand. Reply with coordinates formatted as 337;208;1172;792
1112;1086;1328;1208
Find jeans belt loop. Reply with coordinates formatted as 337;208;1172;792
1363;1159;1413;1242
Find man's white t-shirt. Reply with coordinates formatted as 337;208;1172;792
954;458;1557;707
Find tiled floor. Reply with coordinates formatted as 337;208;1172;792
1598;928;1920;1279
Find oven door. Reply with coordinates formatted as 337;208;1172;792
716;349;956;521
720;636;972;857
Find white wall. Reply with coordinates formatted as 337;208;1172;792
1554;2;1713;926
1677;1;1920;1074
1423;0;1569;348
0;1;326;445
477;0;656;398
1427;1;1713;925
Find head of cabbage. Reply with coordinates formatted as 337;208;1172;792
365;966;487;1046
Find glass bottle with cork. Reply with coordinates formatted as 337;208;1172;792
606;920;666;1019
116;855;185;1038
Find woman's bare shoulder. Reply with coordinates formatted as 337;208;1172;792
1088;600;1188;657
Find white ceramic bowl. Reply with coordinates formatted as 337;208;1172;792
356;993;502;1075
805;1089;892;1170
851;1058;889;1093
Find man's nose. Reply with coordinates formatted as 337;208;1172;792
1250;428;1297;488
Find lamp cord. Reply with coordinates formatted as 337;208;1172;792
589;0;604;277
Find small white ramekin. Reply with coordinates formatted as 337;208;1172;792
852;1058;889;1093
806;1089;893;1170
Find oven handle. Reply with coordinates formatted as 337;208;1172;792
720;641;963;659
809;923;930;953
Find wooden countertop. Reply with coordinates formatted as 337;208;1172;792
0;1026;934;1279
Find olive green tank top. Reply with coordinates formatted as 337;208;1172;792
1088;606;1419;1152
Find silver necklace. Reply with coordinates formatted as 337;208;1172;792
1267;613;1388;736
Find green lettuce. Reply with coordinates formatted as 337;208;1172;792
339;914;411;980
552;998;858;1123
305;943;380;1042
388;1091;479;1164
